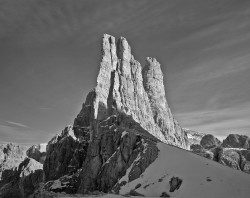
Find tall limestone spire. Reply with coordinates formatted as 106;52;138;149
142;57;187;148
74;34;187;148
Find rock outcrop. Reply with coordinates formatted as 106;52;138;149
0;157;43;198
200;134;221;149
44;126;89;181
169;177;182;192
222;134;250;149
183;128;205;147
78;114;159;194
191;134;250;174
74;34;187;148
0;143;28;180
26;143;47;164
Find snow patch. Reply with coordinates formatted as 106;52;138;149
119;152;141;184
141;139;148;154
50;180;69;190
119;142;250;197
121;131;128;138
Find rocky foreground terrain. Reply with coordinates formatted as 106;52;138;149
190;133;250;174
0;34;250;198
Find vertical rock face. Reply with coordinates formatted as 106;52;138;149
74;34;187;148
43;34;188;194
44;126;89;181
142;57;187;147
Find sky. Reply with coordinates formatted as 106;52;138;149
0;0;250;144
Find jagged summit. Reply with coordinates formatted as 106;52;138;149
74;34;187;148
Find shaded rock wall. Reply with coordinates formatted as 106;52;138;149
26;143;47;164
44;126;89;181
78;114;159;193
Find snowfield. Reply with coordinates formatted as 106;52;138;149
51;142;250;198
118;142;250;198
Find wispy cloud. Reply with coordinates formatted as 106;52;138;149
176;101;250;139
38;107;50;111
184;54;250;84
4;120;31;129
0;123;50;144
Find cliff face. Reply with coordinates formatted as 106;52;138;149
42;34;188;194
0;143;28;180
74;34;187;148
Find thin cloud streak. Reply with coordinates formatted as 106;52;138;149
176;101;250;139
4;120;31;129
183;54;250;84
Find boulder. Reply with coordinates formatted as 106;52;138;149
218;149;242;170
169;176;182;192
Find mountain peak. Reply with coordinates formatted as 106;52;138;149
74;34;187;148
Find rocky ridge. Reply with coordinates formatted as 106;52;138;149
0;143;47;197
0;143;28;179
0;157;43;198
190;134;250;174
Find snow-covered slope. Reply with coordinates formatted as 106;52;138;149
119;142;250;198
